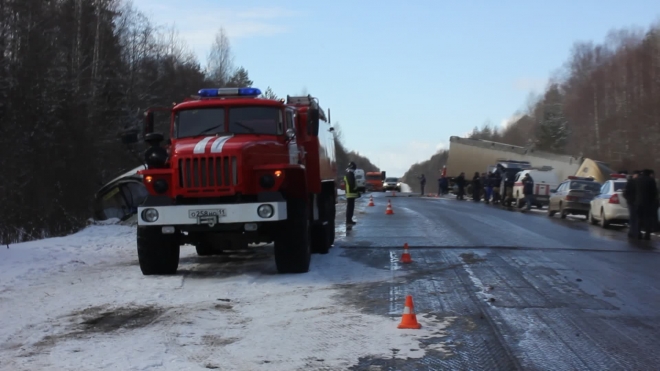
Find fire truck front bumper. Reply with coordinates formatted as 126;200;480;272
137;202;288;227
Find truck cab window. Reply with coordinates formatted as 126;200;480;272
175;108;226;138
286;110;295;132
229;106;282;135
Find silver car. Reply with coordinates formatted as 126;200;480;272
383;177;401;192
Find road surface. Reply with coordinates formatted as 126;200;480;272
340;192;660;370
1;192;659;370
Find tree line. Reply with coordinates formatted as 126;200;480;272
0;0;375;244
403;21;660;191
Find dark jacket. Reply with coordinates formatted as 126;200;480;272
635;174;658;211
419;175;426;185
472;175;481;188
624;176;637;205
456;175;465;188
523;176;534;195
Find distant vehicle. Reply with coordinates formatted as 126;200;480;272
354;169;366;192
547;176;602;219
512;168;559;208
588;174;629;228
366;171;385;192
383;177;401;192
445;136;582;190
495;161;532;206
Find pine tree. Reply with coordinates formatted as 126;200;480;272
262;86;279;100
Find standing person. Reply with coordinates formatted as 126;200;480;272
635;169;658;240
456;172;466;200
522;173;534;211
492;170;502;204
472;172;481;202
344;161;359;226
484;172;494;204
419;174;426;196
480;173;487;200
624;171;640;239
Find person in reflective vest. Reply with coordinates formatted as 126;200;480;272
344;162;359;225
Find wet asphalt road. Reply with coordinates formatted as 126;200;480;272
336;192;660;371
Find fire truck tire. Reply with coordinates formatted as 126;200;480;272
274;198;311;274
137;227;180;275
328;197;336;247
196;244;221;256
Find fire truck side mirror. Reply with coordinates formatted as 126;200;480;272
144;111;155;134
308;108;320;136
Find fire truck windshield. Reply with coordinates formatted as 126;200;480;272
228;106;282;135
175;106;283;138
175;108;226;138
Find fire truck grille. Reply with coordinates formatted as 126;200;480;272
178;156;238;189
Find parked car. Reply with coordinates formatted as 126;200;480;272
383;177;401;192
93;166;148;221
588;174;629;228
512;168;559;208
547;176;602;219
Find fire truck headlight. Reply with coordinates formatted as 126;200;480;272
259;174;275;189
257;204;274;219
153;179;168;194
142;208;159;222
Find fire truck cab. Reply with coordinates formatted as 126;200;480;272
123;87;337;275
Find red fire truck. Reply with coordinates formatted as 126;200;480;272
121;87;338;275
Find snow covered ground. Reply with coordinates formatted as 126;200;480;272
0;201;451;371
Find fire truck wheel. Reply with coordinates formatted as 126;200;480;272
195;244;221;256
327;197;336;247
137;227;180;275
274;198;311;274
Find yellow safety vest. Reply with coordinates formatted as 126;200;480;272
344;174;358;198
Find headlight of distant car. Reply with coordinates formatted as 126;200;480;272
397;182;401;186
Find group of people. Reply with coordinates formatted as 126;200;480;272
433;170;531;206
623;169;659;240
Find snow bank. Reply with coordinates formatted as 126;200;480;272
0;221;453;370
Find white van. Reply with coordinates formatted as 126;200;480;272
512;168;559;208
354;169;366;192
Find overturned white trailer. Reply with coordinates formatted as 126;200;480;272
445;136;583;181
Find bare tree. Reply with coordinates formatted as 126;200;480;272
206;27;235;86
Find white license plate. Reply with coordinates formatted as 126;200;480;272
189;209;226;218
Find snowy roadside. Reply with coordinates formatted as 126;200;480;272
0;196;445;371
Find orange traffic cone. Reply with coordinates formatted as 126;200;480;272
401;243;412;263
397;295;422;329
392;190;396;197
368;195;375;207
385;200;394;215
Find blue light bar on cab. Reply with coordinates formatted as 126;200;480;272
197;87;262;97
